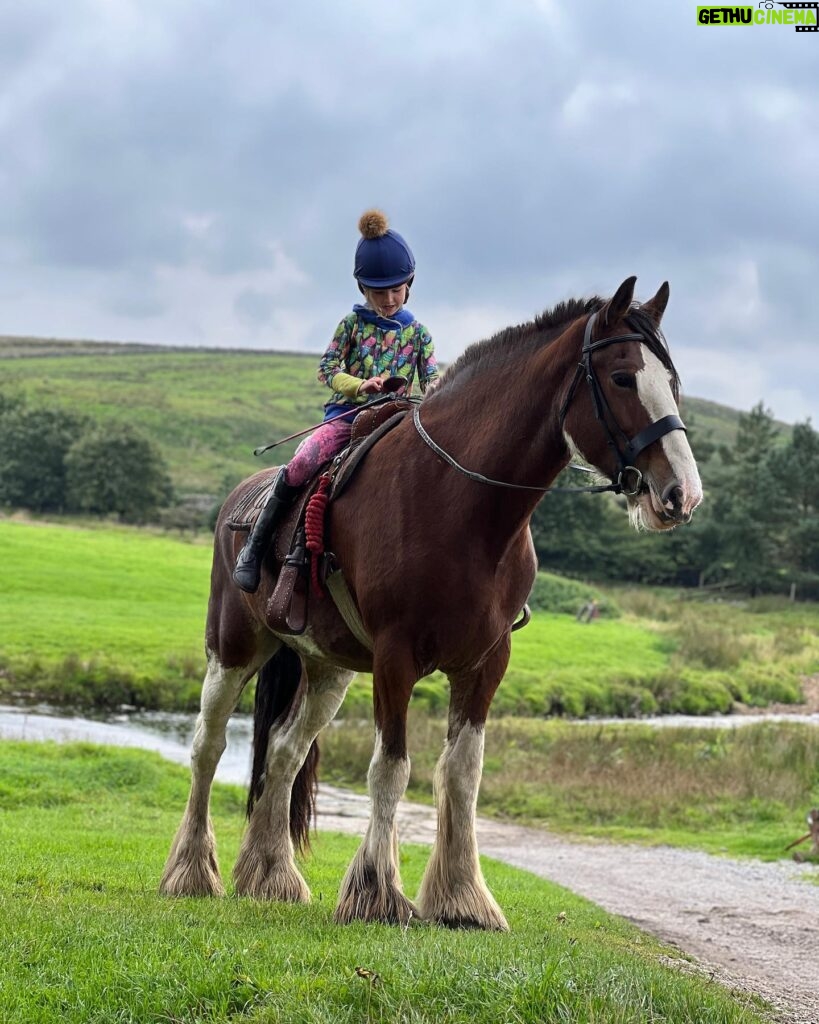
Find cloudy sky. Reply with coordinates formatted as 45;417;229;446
2;1;817;423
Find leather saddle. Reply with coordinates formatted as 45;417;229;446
226;396;412;635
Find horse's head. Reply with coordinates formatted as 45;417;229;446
559;276;702;531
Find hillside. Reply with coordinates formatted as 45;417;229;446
0;334;785;504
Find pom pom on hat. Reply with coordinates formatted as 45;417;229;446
358;209;389;239
353;208;415;288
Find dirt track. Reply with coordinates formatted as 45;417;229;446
317;784;819;1024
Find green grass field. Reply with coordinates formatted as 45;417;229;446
0;518;214;708
1;518;816;718
0;742;771;1024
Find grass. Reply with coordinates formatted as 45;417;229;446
321;719;819;861
0;518;213;710
0;742;772;1023
1;517;817;718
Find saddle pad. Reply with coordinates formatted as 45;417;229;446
225;475;276;531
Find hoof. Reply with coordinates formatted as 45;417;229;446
160;827;225;897
418;883;509;932
334;859;417;926
233;850;310;903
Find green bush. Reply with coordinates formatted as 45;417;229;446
527;572;620;617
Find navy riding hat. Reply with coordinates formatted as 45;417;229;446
353;209;415;289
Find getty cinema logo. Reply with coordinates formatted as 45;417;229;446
697;2;819;30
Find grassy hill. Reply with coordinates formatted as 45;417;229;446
0;334;782;506
0;336;323;499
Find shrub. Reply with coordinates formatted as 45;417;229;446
527;572;620;617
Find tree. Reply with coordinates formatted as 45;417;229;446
773;420;819;591
704;403;784;594
65;423;173;523
531;464;703;586
0;405;89;512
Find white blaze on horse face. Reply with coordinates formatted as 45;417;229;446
636;347;703;517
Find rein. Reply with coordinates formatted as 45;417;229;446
413;309;686;497
412;405;619;494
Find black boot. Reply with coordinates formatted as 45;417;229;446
233;468;299;593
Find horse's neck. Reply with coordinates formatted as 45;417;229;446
421;323;581;533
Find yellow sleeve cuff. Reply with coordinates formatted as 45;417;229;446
331;372;363;399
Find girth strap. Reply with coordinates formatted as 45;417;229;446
325;568;374;651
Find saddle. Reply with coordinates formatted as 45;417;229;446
227;396;412;637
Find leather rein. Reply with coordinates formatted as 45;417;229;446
413;309;686;497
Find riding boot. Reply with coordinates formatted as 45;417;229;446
233;468;300;593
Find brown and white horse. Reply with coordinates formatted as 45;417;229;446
160;277;702;930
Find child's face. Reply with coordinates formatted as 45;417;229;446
366;285;408;318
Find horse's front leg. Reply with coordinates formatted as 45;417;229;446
160;652;257;896
417;638;510;931
335;645;417;926
233;657;353;901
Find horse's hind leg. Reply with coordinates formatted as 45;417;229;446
335;644;417;926
160;651;263;896
233;656;353;902
417;638;510;931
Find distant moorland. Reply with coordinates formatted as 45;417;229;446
0;334;771;505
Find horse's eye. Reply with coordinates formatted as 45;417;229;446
612;371;636;389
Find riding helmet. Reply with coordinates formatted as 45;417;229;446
353;209;415;289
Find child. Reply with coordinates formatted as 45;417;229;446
233;209;439;593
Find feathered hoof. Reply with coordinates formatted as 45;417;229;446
334;884;418;927
159;838;225;898
418;885;509;932
232;850;310;903
334;863;417;926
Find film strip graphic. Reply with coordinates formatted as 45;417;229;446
777;1;819;31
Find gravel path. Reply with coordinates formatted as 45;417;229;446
318;784;819;1024
3;706;818;1023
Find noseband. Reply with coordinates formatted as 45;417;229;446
413;308;686;496
557;310;686;496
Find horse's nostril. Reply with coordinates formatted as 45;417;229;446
662;482;684;512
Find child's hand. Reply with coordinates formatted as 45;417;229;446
358;378;384;395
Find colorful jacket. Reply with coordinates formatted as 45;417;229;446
317;305;438;415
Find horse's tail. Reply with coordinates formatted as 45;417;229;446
246;645;319;854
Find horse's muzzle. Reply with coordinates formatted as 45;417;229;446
660;481;693;524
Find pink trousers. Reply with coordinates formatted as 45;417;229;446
283;416;354;488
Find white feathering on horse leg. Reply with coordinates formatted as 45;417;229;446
418;723;509;931
334;731;417;925
160;656;249;897
234;663;352;902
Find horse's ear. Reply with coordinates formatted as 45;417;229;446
602;276;637;325
642;281;670;324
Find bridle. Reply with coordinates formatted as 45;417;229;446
557;310;686;496
413;308;687;496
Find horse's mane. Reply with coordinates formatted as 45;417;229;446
437;296;680;398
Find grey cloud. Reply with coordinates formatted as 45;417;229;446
234;289;276;327
0;0;817;424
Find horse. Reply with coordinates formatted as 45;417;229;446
160;276;702;931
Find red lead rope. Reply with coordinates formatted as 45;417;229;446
304;474;331;597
